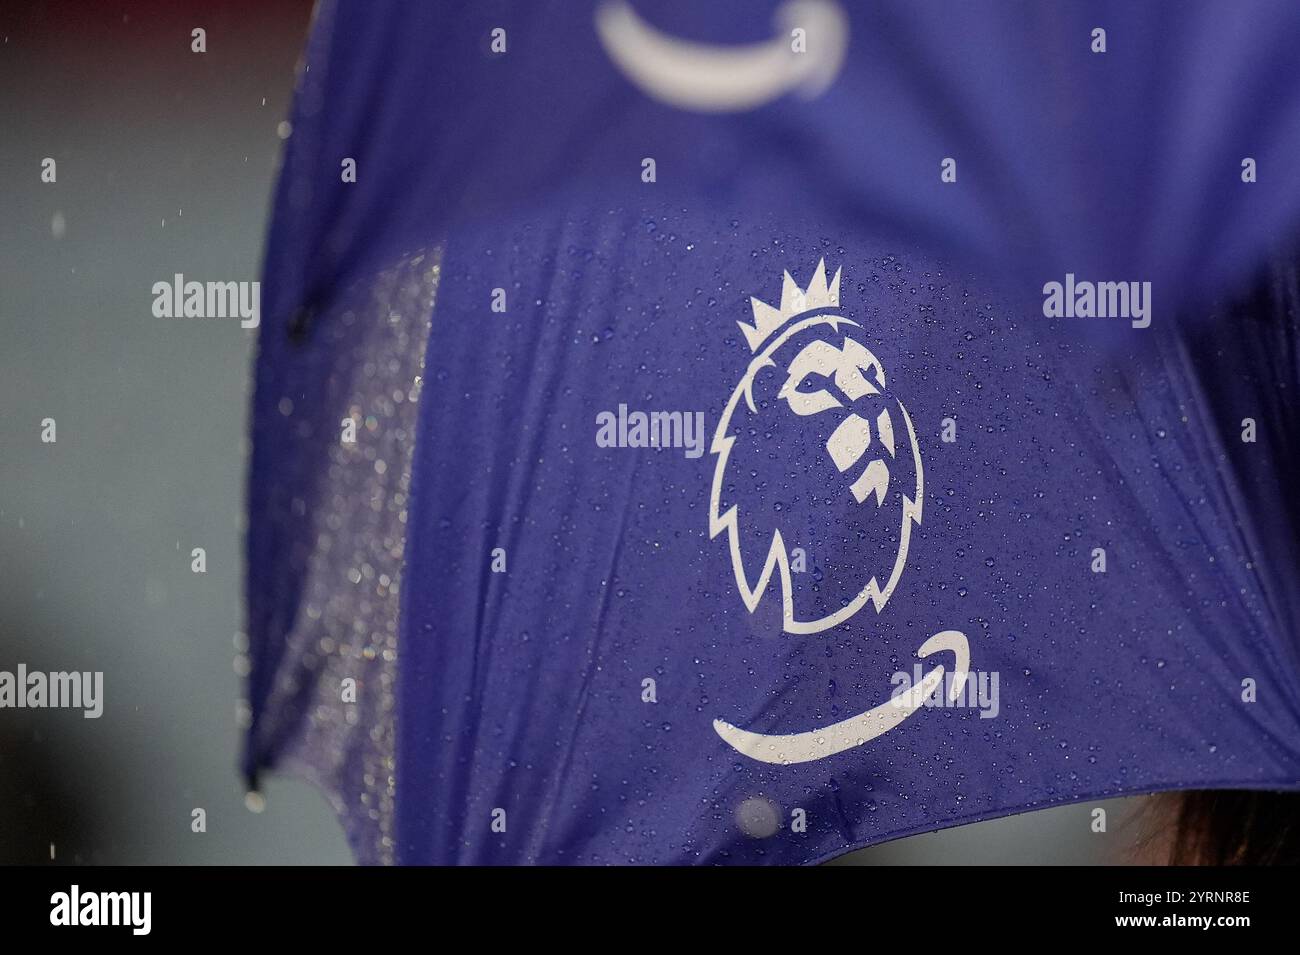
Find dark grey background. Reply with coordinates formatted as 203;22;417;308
0;0;1146;865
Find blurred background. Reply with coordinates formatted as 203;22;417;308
0;0;1144;865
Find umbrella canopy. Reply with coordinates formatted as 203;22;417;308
246;0;1300;864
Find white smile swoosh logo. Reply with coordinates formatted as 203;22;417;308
594;0;849;112
713;630;971;765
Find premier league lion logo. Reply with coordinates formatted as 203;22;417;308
708;259;924;635
708;260;969;765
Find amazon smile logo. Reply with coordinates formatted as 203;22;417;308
707;261;972;765
595;0;848;112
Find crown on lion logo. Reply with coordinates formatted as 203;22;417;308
740;259;843;353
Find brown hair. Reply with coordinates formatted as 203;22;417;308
1155;790;1300;865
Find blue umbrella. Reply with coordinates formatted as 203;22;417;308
245;0;1300;864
